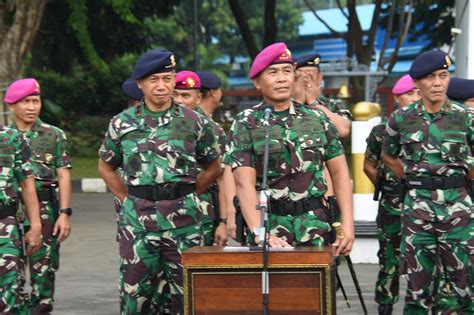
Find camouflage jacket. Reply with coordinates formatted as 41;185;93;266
10;118;71;190
99;101;219;186
196;106;226;157
384;100;474;177
311;95;352;121
224;100;344;200
0;126;34;205
365;123;398;185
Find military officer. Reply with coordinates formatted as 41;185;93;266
224;42;354;254
6;78;72;314
447;77;474;108
122;77;143;108
1;79;42;313
99;49;220;314
172;70;227;246
383;50;473;313
363;75;420;315
197;71;238;240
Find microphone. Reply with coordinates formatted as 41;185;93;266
262;104;273;126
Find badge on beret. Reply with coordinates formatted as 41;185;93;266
45;153;53;163
444;55;452;68
186;77;195;88
167;55;176;69
278;49;292;61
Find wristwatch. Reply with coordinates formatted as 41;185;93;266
218;218;227;225
59;208;73;216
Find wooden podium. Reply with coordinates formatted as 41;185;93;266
182;246;335;315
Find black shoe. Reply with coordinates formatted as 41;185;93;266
378;304;393;315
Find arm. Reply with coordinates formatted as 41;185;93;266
363;159;378;185
213;175;228;245
196;158;221;194
382;153;404;179
54;167;72;242
98;159;127;201
20;177;42;255
233;166;289;247
326;155;354;256
223;165;237;238
315;105;351;138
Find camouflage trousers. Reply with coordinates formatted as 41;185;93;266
198;191;216;246
269;207;331;246
0;215;25;314
401;213;473;314
23;202;60;314
118;194;204;315
375;194;402;305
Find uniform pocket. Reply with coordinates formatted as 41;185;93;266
400;135;424;162
440;132;467;162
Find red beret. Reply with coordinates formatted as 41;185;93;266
249;42;293;79
4;78;41;104
175;71;201;89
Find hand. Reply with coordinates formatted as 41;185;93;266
53;214;72;242
255;234;291;248
226;214;237;239
331;221;355;256
213;223;228;246
25;225;42;255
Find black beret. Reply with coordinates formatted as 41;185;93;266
295;53;321;69
409;50;452;79
132;48;176;79
447;77;474;102
196;71;222;89
122;77;143;100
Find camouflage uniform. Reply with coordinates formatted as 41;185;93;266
224;101;344;246
11;118;71;314
195;107;226;245
365;123;402;306
0;126;34;313
383;100;474;313
310;95;353;121
99;101;218;314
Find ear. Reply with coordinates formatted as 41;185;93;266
252;78;261;90
196;92;203;104
413;79;420;89
136;79;143;90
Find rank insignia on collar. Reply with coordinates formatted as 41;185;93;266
45;153;53;163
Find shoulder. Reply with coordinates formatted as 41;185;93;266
38;121;67;138
233;102;264;125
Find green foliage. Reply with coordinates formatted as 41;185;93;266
66;115;110;158
70;156;100;179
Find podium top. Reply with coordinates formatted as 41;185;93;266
182;246;333;266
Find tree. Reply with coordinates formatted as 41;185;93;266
0;0;47;83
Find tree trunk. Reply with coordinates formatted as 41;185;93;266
0;0;47;83
228;0;259;60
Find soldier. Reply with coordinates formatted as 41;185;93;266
1;79;42;313
122;77;143;108
224;42;354;254
383;50;474;313
173;70;227;246
6;78;72;314
363;75;420;315
98;49;220;314
293;53;352;197
447;77;474;108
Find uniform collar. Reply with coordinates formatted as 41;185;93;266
415;99;452;116
10;117;43;133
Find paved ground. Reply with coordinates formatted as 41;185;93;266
50;193;406;314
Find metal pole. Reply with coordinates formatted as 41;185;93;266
364;74;370;101
193;0;198;71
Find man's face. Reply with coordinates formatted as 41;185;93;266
464;98;474;108
414;69;450;105
173;89;202;110
137;72;175;108
9;95;41;124
253;63;295;103
394;88;421;107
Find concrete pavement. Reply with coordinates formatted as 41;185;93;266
51;193;406;314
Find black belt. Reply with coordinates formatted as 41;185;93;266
405;176;467;190
0;203;17;220
127;184;195;201
270;197;324;216
37;189;56;202
381;183;401;195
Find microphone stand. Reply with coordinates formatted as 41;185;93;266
255;105;273;315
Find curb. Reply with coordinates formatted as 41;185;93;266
72;178;108;193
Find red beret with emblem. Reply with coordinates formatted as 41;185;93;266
249;42;294;79
175;70;201;89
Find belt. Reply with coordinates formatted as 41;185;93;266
405;176;467;190
0;203;17;220
37;189;56;202
127;184;195;201
270;197;324;216
381;183;401;195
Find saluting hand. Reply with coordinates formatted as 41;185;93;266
53;214;71;242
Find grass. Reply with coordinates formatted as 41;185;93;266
71;156;100;179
